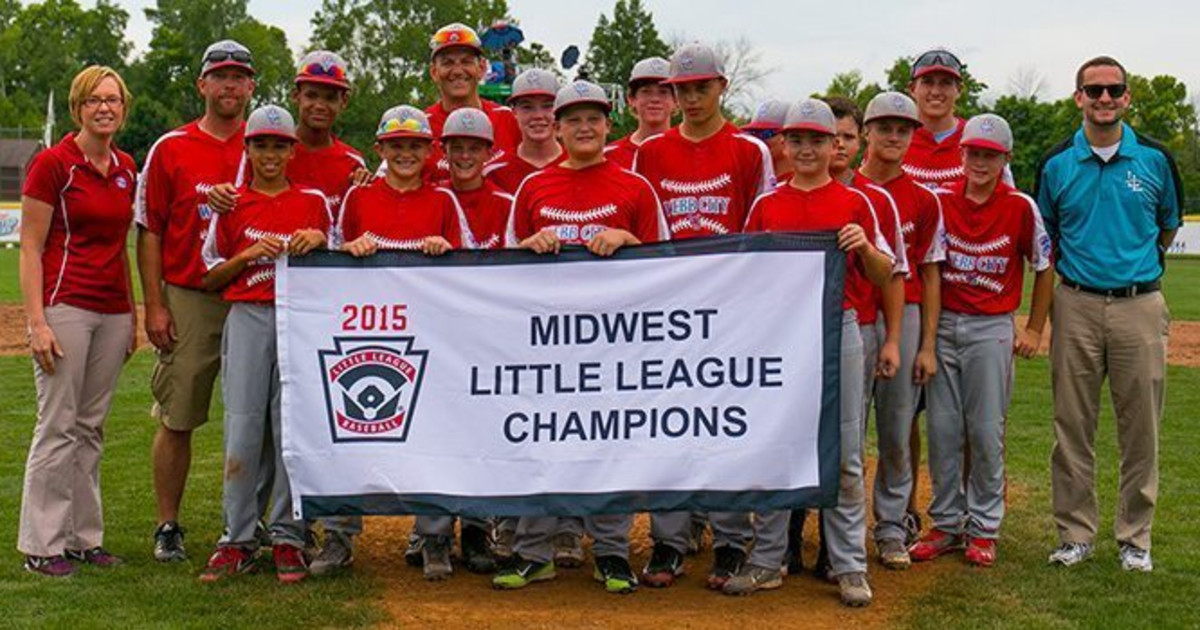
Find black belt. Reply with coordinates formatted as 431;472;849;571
1061;278;1160;298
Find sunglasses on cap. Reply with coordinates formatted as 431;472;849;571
1080;83;1127;99
744;128;779;141
205;49;253;65
301;62;346;80
913;50;962;76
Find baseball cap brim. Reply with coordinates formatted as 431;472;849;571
377;130;434;141
662;73;724;85
864;113;923;126
507;90;557;105
782;123;835;135
245;130;297;142
431;42;484;59
912;64;961;80
960;138;1010;153
295;75;350;90
742;121;782;131
203;60;256;77
554;99;613;117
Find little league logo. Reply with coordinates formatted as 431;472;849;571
319;337;428;442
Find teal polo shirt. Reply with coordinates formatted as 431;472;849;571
1035;123;1183;289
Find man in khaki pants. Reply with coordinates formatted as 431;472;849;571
1035;55;1183;572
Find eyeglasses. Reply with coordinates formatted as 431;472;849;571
745;128;779;141
301;62;346;80
913;50;963;75
204;49;253;65
84;96;125;109
1080;83;1127;99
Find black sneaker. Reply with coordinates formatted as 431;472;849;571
706;546;747;590
154;521;186;562
641;543;685;588
593;555;638;594
461;525;496;574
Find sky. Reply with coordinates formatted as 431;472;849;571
101;0;1199;105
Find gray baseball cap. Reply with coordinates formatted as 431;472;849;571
245;105;296;141
442;107;494;144
864;91;922;126
200;39;254;77
961;113;1013;153
782;99;836;135
743;99;790;131
553;80;612;117
629;57;670;87
664;42;726;84
295;50;350;89
377;105;433;140
507;68;561;105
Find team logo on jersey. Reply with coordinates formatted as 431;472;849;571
319;337;428;443
115;175;129;189
1126;170;1144;193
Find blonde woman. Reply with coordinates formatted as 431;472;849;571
18;65;138;577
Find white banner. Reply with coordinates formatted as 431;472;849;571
1166;220;1200;256
277;234;845;518
0;207;20;244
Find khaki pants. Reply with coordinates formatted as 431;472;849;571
150;284;229;431
18;305;133;557
1050;284;1168;550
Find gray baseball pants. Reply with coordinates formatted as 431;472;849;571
872;303;921;543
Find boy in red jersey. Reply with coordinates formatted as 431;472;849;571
487;68;566;195
857;92;947;568
339;105;471;257
197;105;329;583
136;39;255;563
635;41;768;591
903;49;967;188
494;81;666;595
441;108;512;250
910;114;1052;567
604;57;675;169
725;99;894;607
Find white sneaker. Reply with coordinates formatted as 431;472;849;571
1119;543;1153;572
1048;542;1094;566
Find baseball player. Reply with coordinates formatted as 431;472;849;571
339;105;472;260
857;92;946;570
486;68;566;195
136;39;254;563
425;22;521;181
197;105;330;583
911;114;1053;566
633;41;772;591
903;49;968;188
727;99;894;606
741;99;792;181
604;57;675;169
494;81;668;594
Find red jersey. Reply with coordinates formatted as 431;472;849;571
745;181;891;311
863;171;946;304
603;135;640;170
23;134;137;314
288;138;365;213
339;179;468;250
634;123;775;240
202;187;330;303
507;160;668;247
901;118;966;188
136;120;247;289
485;148;566;194
426;100;521;182
937;181;1052;315
849;173;909;325
447;181;513;250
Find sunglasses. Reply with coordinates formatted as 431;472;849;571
914;50;962;74
204;49;253;65
745;128;779;141
302;62;346;80
1080;83;1127;99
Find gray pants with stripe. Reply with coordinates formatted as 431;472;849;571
872;303;921;543
926;312;1013;539
217;303;304;548
749;312;865;574
861;321;880;435
512;515;632;564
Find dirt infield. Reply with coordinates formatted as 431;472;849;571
354;460;947;629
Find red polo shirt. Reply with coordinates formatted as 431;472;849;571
447;181;513;250
23;134;137;314
339;179;466;250
288;137;365;215
603;134;640;170
485;148;566;194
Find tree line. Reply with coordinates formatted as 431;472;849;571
1;0;1196;206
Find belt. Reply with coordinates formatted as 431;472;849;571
1061;278;1160;298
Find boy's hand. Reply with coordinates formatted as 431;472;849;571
342;235;378;258
587;229;634;257
876;339;900;379
914;347;937;385
349;167;374;188
520;229;561;255
422;236;452;256
206;183;239;214
1014;327;1042;359
289;229;326;256
837;223;869;252
243;236;284;262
